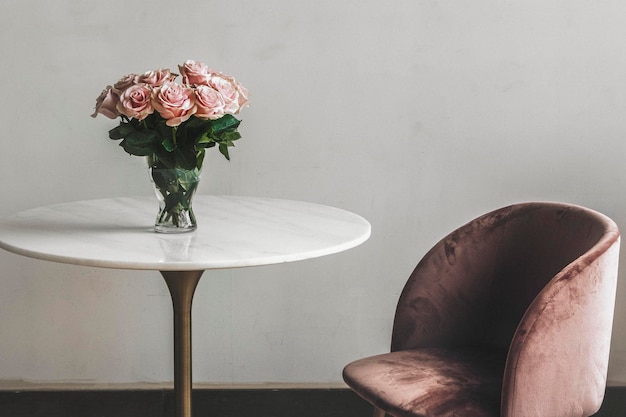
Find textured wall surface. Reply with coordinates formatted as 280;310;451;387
1;0;626;385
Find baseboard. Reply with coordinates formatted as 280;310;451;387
0;386;623;417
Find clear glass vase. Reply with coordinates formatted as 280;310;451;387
147;156;201;233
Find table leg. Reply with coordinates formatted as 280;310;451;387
161;270;204;417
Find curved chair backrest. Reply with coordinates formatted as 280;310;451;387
390;202;620;416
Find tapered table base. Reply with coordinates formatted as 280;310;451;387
161;270;204;417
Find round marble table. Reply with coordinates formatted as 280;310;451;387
0;196;371;417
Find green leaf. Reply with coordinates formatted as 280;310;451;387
211;114;241;134
196;132;214;146
174;148;198;170
110;113;242;162
156;122;173;142
151;152;176;169
162;135;176;152
174;168;201;192
200;142;217;149
120;139;156;156
218;143;231;160
196;149;206;168
109;123;135;140
151;168;178;191
220;131;241;143
119;130;160;156
185;117;208;129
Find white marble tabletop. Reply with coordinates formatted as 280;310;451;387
0;196;371;271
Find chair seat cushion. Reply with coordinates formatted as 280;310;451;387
343;347;508;417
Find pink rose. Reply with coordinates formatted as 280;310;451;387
208;73;248;114
178;60;211;86
137;69;175;87
151;81;196;127
91;86;121;119
116;84;154;120
194;85;226;120
112;73;137;94
232;77;250;110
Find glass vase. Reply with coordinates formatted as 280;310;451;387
147;156;201;233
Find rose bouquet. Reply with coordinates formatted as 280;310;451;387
92;60;249;232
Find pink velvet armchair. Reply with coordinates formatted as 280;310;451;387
343;202;620;417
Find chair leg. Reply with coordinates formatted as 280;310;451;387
373;406;386;417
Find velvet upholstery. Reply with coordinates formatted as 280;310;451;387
343;203;620;417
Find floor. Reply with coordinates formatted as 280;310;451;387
0;387;622;417
0;389;367;417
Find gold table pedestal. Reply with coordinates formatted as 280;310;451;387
162;270;204;417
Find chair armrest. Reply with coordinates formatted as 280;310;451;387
501;234;620;417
